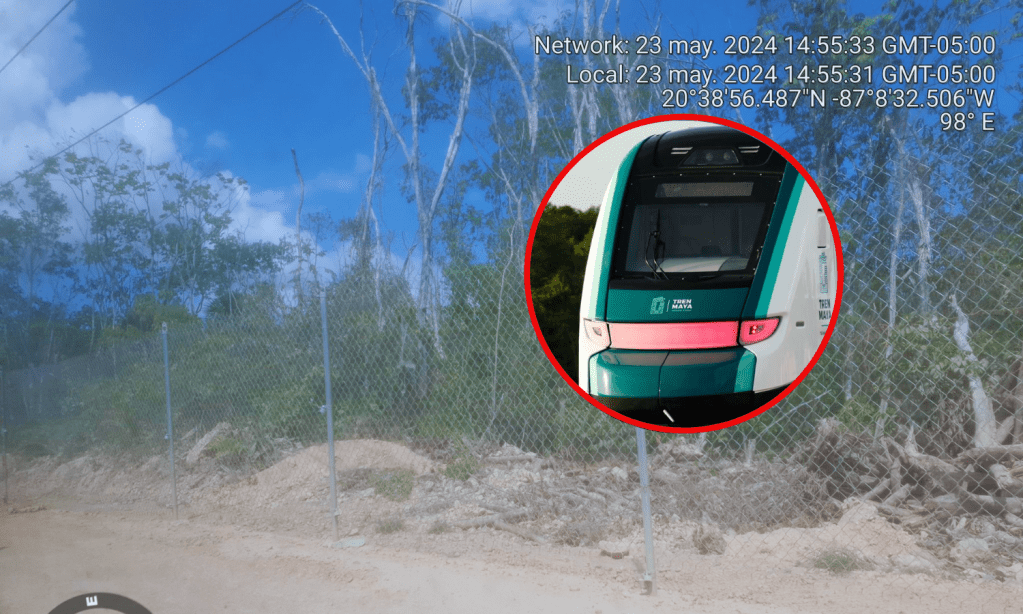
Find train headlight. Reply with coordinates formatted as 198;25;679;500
583;319;611;349
683;147;741;166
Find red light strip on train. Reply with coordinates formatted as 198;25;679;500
608;321;740;350
607;318;780;350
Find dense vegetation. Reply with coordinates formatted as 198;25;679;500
529;205;599;382
3;0;1022;463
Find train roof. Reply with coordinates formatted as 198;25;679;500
631;125;788;176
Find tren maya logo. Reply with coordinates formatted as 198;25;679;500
651;296;693;314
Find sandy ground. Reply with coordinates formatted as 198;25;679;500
2;440;1023;613
0;507;766;614
2;506;1022;614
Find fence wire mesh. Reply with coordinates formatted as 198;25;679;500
3;131;1023;609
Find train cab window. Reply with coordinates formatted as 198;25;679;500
621;201;766;273
611;176;780;284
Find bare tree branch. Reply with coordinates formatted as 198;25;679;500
291;148;305;304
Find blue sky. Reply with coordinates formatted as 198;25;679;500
0;1;765;261
1;0;1020;287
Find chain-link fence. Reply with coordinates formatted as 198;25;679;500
3;130;1023;609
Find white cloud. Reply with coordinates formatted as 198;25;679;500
444;0;563;25
205;130;229;150
439;0;564;39
0;1;423;303
43;93;177;163
0;0;177;182
233;197;292;243
251;188;290;209
0;1;202;259
353;153;372;173
308;169;357;194
249;153;370;219
0;0;89;131
228;188;292;247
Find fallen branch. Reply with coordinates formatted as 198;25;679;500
923;494;959;513
899;439;964;495
592;486;627;505
877;503;913;517
559;492;590;507
990;464;1023;498
862;476;892;502
451;509;527;529
898;514;931;531
883;483;912;507
492;520;545;543
485;455;538;464
651;468;685;488
572;488;606;505
957;488;1023;516
957;444;1023;468
995;417;1015;446
1003;512;1023;529
478;502;515;514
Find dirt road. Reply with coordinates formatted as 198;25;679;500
4;442;1023;614
2;506;1020;614
2;507;779;614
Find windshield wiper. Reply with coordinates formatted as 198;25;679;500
643;210;668;280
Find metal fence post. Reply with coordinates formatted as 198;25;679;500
2;365;7;506
161;323;178;520
635;427;656;595
321;289;339;541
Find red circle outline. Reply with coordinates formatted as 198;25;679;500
523;114;845;433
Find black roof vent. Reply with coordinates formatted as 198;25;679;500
633;125;785;175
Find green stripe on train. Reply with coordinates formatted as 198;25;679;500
743;167;802;319
588;141;644;320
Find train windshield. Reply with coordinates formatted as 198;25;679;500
612;177;777;282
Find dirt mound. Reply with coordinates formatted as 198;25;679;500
8;450;236;509
726;499;936;569
12;453;159;502
195;439;435;508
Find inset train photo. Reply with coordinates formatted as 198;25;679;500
528;117;842;430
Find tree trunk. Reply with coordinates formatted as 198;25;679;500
880;154;907;417
951;293;997;447
291;148;305;306
907;176;933;316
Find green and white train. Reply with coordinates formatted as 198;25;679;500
578;124;838;428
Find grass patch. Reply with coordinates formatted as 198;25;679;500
371;469;415;501
809;548;873;574
428;520;449;534
376;516;405;534
443;440;482;481
208;435;248;468
443;446;481;481
444;456;479;481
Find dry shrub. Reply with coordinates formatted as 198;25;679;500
336;468;375;491
553;520;606;547
376;515;405;534
809;547;875;574
664;461;834;531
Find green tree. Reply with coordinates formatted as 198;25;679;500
57;139;286;323
529;205;598;382
0;160;75;367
